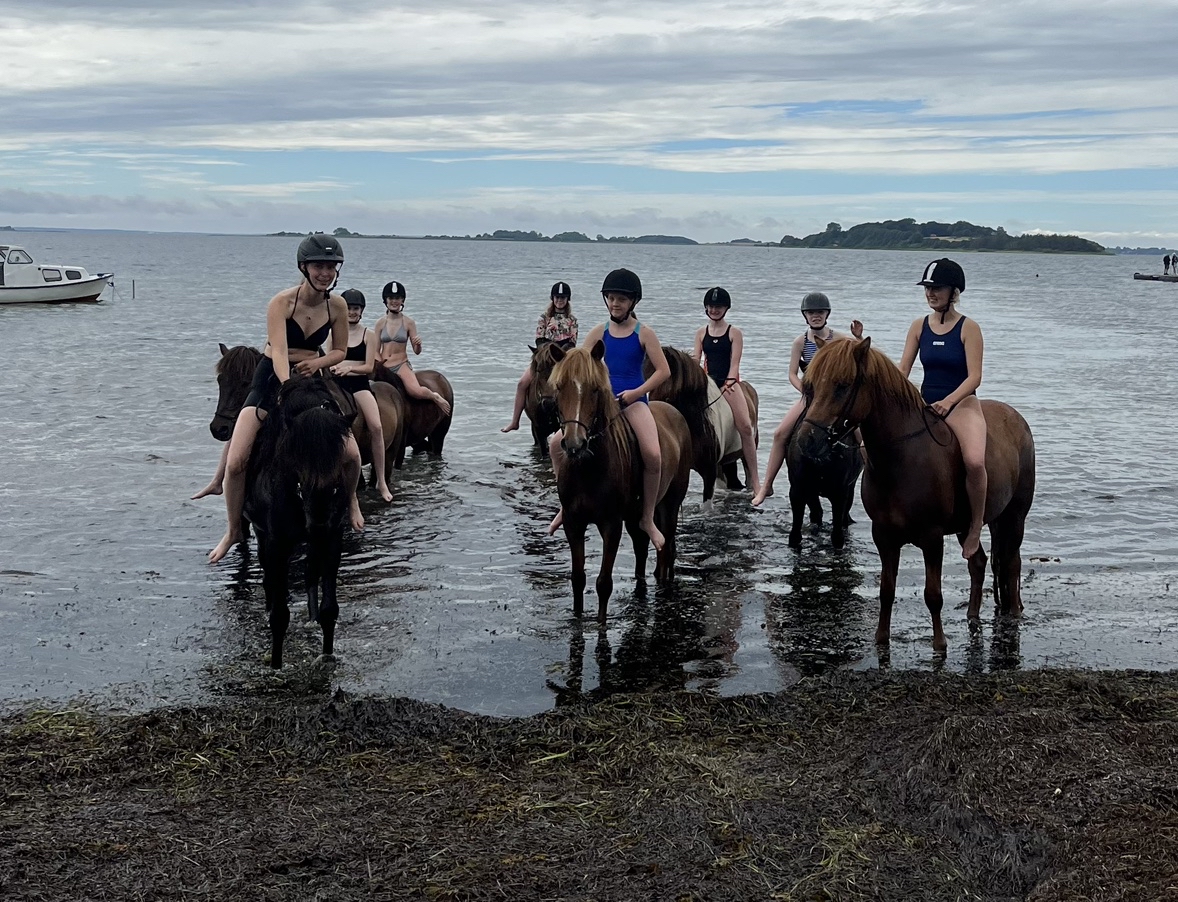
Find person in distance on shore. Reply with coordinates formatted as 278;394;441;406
373;280;451;416
547;268;670;551
898;257;987;559
751;292;863;507
691;286;760;495
208;235;363;564
329;288;394;503
501;281;578;433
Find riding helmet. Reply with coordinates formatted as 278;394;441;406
703;286;731;309
382;280;406;300
297;234;344;265
917;258;966;292
601;268;642;301
800;291;831;312
341;288;366;309
550;281;572;299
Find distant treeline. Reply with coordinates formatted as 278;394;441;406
1111;247;1176;255
779;219;1106;254
266;227;698;245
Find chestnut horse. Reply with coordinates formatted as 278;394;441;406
646;346;759;502
548;343;693;618
373;364;454;465
796;338;1035;652
523;339;570;451
244;376;354;668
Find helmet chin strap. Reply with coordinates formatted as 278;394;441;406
606;297;637;324
300;263;341;300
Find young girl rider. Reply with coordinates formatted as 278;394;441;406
329;288;394;503
751;291;863;507
501;280;578;433
373;280;451;416
208;235;364;564
547;268;671;551
691;286;760;496
898;258;987;559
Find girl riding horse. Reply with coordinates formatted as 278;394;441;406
502;280;578;434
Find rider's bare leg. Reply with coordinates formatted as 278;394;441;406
344;434;365;531
209;408;264;563
726;384;760;495
947;398;988;559
356;390;392;502
501;366;533;432
624;403;664;551
752;397;803;506
547;430;564;534
192;442;230;500
401;366;451;416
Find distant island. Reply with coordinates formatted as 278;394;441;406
779;219;1106;254
266;221;1107;253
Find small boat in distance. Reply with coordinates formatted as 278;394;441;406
0;245;113;304
1133;272;1178;283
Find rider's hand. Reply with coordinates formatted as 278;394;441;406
293;360;317;376
930;399;952;417
411;335;423;353
616;390;636;408
851;319;864;340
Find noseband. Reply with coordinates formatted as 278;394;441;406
801;362;866;448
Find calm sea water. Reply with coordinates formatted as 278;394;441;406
1;232;1175;715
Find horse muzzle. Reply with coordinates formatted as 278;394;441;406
210;418;234;442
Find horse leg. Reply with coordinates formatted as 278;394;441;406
964;536;989;621
874;530;901;647
788;482;806;549
830;486;850;551
626;518;650;583
260;537;292;669
596;521;624;620
920;540;948;653
989;506;1028;616
566;521;588;617
316;529;343;661
722;460;744;490
653;500;679;582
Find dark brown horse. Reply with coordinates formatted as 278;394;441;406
244;376;354;668
796;338;1035;652
549;343;693;618
374;364;454;465
523;339;569;451
785;417;862;550
646;346;759;502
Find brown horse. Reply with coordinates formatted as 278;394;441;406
796;338;1035;652
374;364;454;465
523;339;569;451
549;343;693;618
646;346;759;502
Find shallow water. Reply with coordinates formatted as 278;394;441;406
1;232;1175;715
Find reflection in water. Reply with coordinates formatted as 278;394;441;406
763;550;870;677
964;612;1024;674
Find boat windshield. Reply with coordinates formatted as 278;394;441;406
0;248;6;261
6;249;32;263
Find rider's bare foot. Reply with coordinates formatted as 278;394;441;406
500;422;519;433
751;486;774;507
961;532;982;559
208;531;241;564
191;480;223;500
350;499;365;532
547;508;564;535
434;394;452;416
378;483;394;503
640;517;666;552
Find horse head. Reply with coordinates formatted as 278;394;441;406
549;341;619;460
211;344;263;441
797;337;877;461
274;376;353;534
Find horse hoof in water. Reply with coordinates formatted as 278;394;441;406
315;653;337;665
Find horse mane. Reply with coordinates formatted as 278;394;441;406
651;346;716;450
530;341;565;378
251;378;351;492
217;345;262;384
549;346;631;463
806;339;926;412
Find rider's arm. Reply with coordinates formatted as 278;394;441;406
726;326;744;386
898;318;923;378
535;314;548;342
311;294;348;372
265;293;292;382
407;316;423;354
691;326;706;366
581;323;605;351
634;327;670;397
787;335;805;393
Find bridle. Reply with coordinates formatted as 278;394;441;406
556;385;627;457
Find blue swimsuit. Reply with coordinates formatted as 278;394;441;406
602;323;648;403
918;315;971;404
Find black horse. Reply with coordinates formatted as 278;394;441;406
244;376;354;668
787;415;862;551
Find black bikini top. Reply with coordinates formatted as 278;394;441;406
285;288;331;351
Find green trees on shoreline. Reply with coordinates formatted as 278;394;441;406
779;219;1105;253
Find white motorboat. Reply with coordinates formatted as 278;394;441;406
0;245;113;304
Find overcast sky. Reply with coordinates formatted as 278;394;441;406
2;1;1176;244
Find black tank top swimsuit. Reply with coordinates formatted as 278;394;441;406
338;330;371;395
701;325;733;386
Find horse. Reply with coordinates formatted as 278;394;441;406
646;346;759;502
374;364;454;465
208;344;404;487
548;342;693;618
243;376;354;668
523;338;570;451
795;338;1035;652
785;418;862;550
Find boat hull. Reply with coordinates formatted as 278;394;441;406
1133;273;1178;283
0;274;112;304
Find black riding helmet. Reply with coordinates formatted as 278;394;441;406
382;280;406;301
341;288;366;309
296;235;344;299
601;268;642;323
801;291;831;313
703;286;731;309
917;258;966;293
551;281;572;299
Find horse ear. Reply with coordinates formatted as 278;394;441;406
591;340;606;361
550;344;566;362
855;336;872;364
219;342;230;356
529;345;537;354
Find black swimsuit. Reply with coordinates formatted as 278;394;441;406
244;288;331;411
337;330;371;395
701;325;733;386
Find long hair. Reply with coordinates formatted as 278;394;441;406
543;297;574;320
805;338;925;413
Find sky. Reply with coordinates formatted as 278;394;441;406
2;1;1177;245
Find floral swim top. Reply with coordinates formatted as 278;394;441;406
536;311;578;345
